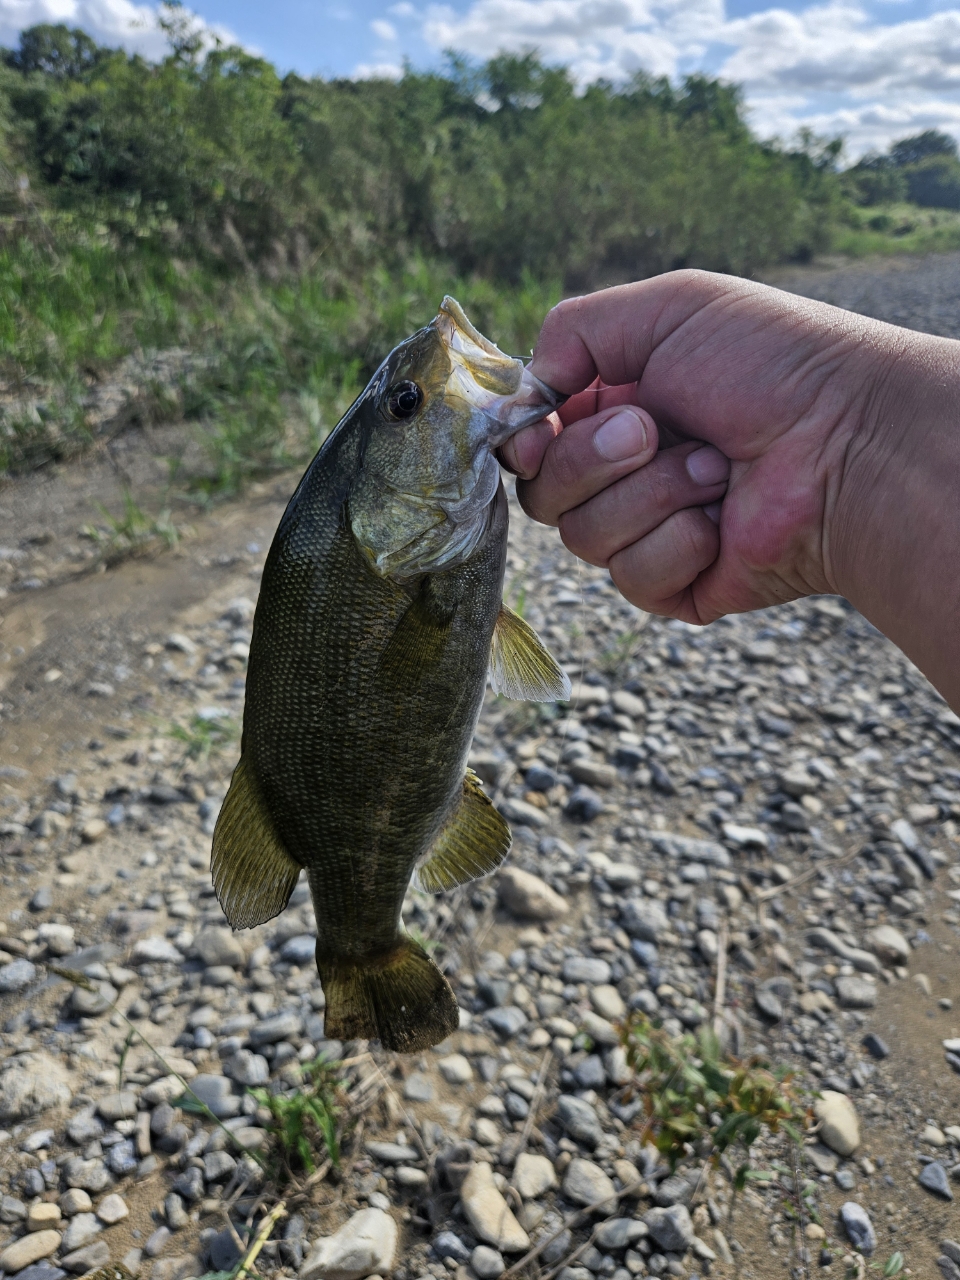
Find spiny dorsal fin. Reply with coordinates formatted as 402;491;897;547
211;756;302;929
489;603;571;702
412;768;511;893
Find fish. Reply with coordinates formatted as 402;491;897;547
211;297;569;1053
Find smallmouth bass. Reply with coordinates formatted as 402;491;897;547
212;298;569;1052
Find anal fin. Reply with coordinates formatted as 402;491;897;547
413;768;511;893
211;755;301;928
489;603;571;702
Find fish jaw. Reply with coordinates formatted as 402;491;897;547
433;296;567;448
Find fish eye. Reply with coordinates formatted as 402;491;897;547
385;381;424;420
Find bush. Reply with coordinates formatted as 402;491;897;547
904;156;960;210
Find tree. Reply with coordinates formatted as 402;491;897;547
889;129;958;169
4;24;105;80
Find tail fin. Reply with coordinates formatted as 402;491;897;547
316;937;459;1053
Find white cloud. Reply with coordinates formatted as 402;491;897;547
417;0;960;155
371;16;398;40
0;0;238;60
353;58;403;78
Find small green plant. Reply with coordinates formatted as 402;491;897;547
619;1012;805;1186
865;1254;904;1278
83;490;179;561
168;711;238;764
248;1054;343;1178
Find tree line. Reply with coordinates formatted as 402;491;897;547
0;22;848;284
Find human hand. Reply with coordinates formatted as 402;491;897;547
501;271;903;624
500;270;960;707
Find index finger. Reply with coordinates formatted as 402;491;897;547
528;273;738;395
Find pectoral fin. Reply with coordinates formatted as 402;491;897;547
489;603;571;702
211;756;302;929
412;768;511;892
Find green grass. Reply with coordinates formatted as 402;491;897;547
0;219;561;487
832;202;960;257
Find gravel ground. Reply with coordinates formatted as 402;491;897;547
1;255;960;1280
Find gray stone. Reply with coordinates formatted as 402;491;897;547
221;1050;269;1087
647;832;731;868
249;1011;303;1046
96;1194;128;1226
171;1167;204;1204
485;1006;528;1038
438;1055;473;1084
460;1163;530;1252
106;1140;137;1175
208;1229;243;1272
755;977;793;1021
644;1205;695;1254
131;937;183;964
806;927;880;974
144;1226;171;1258
0;960;37;992
497;869;568;921
556;1095;603;1148
565;787;604;822
280;934;317;964
0;1049;71;1121
97;1092;139;1122
513;1153;557;1199
300;1207;398;1280
185;1075;240;1119
920;1162;954;1200
67;1113;104;1145
835;977;877;1009
499;798;550;828
471;1246;506;1279
619;900;669;943
364;1141;420;1164
403;1073;434;1103
165;1194;189;1230
594;1220;647;1251
203;1150;237;1182
562;1159;617;1214
1;1194;27;1223
814;1091;860;1157
839;1202;876;1255
60;1212;102;1253
61;1241;111;1274
562;956;611;985
9;1266;66;1280
432;1232;471;1263
0;1231;62;1274
62;1157;111;1194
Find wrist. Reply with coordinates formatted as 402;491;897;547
830;327;960;704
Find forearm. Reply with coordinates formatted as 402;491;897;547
832;331;960;708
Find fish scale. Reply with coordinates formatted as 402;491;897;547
211;297;568;1052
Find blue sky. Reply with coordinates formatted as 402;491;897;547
1;0;959;157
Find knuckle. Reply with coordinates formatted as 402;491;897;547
558;512;607;566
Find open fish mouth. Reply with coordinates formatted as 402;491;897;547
433;295;566;446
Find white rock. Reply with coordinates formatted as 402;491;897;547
590;985;626;1021
61;1212;102;1252
612;689;646;718
194;927;245;968
438;1054;473;1084
497;868;568;921
131;936;183;964
96;1194;129;1225
580;1011;619;1046
300;1208;397;1280
0;1053;72;1123
866;924;910;963
814;1091;860;1157
0;1229;62;1272
921;1125;947;1147
721;823;769;849
460;1162;530;1252
561;1159;617;1215
512;1153;558;1199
